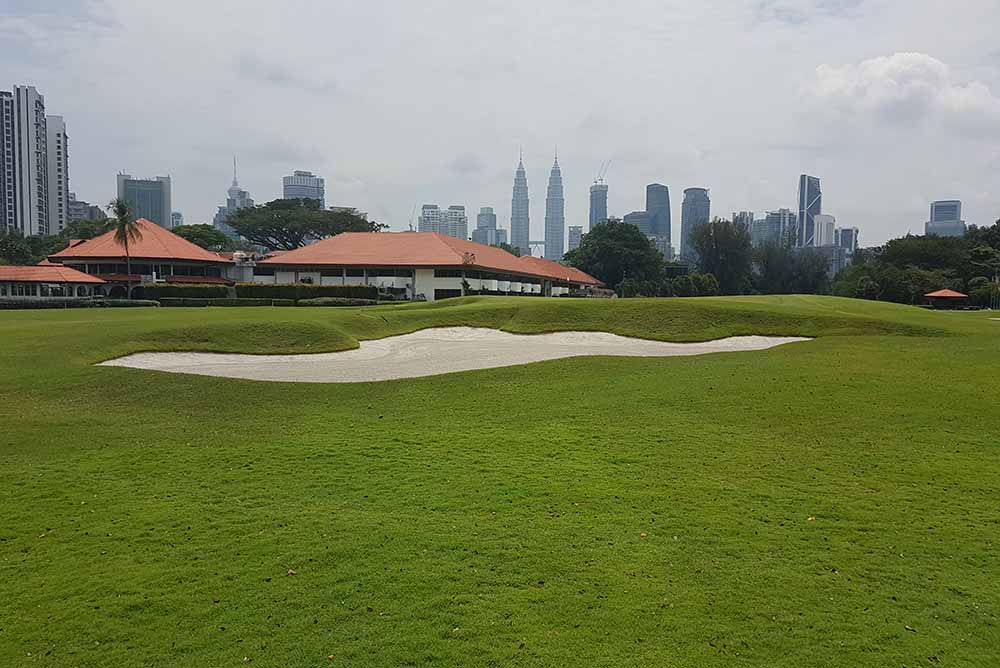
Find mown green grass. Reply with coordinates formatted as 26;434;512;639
1;296;997;667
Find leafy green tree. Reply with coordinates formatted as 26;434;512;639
689;218;752;294
0;231;68;264
107;197;142;298
671;275;696;297
62;218;110;241
228;199;383;250
564;218;663;287
0;232;32;265
690;273;720;296
880;234;970;274
173;224;230;252
966;218;1000;250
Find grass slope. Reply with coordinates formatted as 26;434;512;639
0;296;997;667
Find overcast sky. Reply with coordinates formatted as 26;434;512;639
4;0;999;245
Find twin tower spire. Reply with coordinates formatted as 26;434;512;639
510;151;564;260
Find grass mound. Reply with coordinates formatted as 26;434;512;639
128;320;359;355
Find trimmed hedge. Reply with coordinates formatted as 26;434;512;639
0;297;93;310
0;298;159;309
159;297;295;307
143;283;230;299
296;297;379;307
236;283;378;300
95;299;161;308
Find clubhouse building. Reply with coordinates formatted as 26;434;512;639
18;221;600;301
253;232;603;300
48;219;238;297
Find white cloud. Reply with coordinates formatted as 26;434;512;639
808;52;1000;130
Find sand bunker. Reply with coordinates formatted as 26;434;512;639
99;327;810;383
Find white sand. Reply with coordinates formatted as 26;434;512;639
98;327;810;383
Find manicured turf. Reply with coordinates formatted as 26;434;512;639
1;296;997;667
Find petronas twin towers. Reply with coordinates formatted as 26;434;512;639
510;152;564;260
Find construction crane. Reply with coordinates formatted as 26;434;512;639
593;160;612;185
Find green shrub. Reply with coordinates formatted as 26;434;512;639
0;297;95;310
158;297;295;307
296;297;378;307
236;283;378;300
143;283;230;299
94;299;161;308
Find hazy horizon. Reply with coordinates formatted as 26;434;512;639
4;0;999;246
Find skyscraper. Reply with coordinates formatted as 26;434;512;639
544;154;565;260
589;182;608;229
796;174;822;247
171;211;185;228
117;174;172;228
45;115;69;233
814;214;836;246
732;211;754;229
752;209;796;247
510;154;529;255
835;227;859;253
0;92;14;232
680;188;710;261
568;225;583;251
214;157;255;238
283;170;325;206
471;206;508;246
2;86;50;235
623;210;650;235
418;204;468;239
925;200;966;237
646;184;671;238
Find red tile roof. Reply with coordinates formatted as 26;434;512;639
517;255;605;285
260;232;603;285
0;265;105;284
49;219;231;264
925;289;968;298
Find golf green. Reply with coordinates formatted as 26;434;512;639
1;296;996;667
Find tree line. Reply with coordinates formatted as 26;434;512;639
565;217;831;297
565;215;1000;305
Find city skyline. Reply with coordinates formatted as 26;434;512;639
3;2;998;245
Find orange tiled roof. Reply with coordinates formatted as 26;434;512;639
925;289;967;298
0;265;105;284
49;219;231;264
259;232;603;285
517;255;604;285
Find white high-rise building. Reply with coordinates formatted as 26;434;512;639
283;170;325;207
0;92;17;231
814;214;836;246
418;204;468;240
45;116;69;233
3;86;50;235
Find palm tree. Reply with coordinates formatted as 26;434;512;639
107;198;142;299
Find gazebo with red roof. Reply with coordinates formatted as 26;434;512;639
48;219;235;297
924;288;969;309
